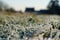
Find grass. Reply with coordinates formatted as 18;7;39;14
0;12;60;40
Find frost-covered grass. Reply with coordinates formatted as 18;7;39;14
0;12;60;40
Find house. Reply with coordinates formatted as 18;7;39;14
25;8;35;12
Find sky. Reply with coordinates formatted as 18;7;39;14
2;0;51;11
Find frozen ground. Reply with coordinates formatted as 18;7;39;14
0;12;60;40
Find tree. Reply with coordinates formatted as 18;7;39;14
47;0;60;14
9;8;16;12
0;1;3;11
0;0;9;11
